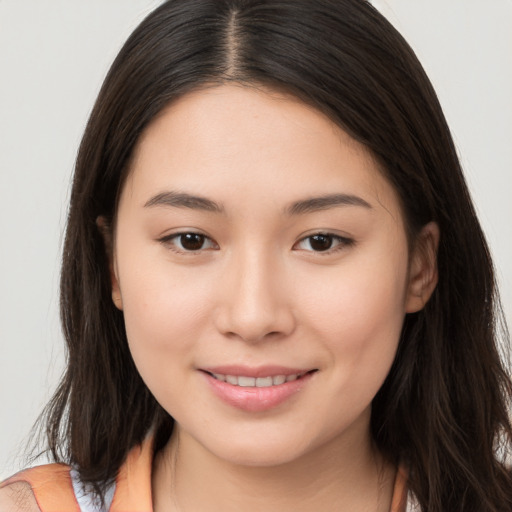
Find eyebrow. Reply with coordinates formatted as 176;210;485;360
144;191;224;213
285;193;372;215
143;191;372;215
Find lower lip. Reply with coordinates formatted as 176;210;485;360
202;372;314;412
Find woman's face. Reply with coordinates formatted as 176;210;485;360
111;84;433;467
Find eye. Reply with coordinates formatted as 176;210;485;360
295;233;353;253
159;232;218;253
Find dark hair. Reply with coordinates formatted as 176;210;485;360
38;0;511;510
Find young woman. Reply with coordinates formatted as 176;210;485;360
1;0;511;510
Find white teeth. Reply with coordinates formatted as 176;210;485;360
238;376;256;387
272;375;286;385
226;375;238;385
256;376;273;387
212;372;304;387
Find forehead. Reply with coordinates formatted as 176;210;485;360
123;83;402;223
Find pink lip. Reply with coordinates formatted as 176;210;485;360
200;366;316;413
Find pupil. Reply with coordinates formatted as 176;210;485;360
310;235;332;251
181;233;204;251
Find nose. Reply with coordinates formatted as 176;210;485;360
214;249;296;343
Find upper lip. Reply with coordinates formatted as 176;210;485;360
200;365;315;378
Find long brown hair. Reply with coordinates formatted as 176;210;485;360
37;0;512;509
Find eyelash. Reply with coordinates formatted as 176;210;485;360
158;232;354;255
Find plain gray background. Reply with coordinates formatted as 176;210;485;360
1;0;511;479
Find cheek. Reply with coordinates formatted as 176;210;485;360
299;247;408;381
304;251;407;326
116;251;216;374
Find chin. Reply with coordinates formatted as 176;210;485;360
198;422;332;469
215;442;307;468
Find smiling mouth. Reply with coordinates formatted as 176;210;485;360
202;368;318;412
206;370;317;388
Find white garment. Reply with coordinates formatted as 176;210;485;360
406;492;420;511
69;468;116;512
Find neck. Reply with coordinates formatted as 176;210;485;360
152;416;396;512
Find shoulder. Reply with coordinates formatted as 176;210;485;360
0;481;41;512
0;436;153;512
0;464;79;512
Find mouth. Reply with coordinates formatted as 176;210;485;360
205;370;316;388
201;368;317;412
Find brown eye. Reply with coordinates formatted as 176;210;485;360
295;233;354;254
179;233;206;251
160;232;217;253
309;234;334;251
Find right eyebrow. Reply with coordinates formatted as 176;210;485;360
285;193;373;215
144;191;225;213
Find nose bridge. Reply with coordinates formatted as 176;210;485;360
218;243;294;342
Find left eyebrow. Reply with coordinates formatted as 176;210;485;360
285;193;373;215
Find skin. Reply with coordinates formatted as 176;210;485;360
108;84;438;511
